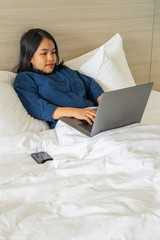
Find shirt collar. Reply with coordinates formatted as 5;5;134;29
32;68;54;75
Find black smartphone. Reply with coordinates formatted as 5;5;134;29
31;152;53;164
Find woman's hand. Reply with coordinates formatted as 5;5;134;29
52;107;96;125
72;108;96;125
97;95;102;104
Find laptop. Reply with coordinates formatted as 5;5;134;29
60;82;153;137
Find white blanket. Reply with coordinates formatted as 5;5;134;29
0;91;160;240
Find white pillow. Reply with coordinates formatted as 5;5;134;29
66;33;135;89
0;71;49;137
79;45;133;91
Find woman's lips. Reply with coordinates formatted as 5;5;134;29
46;64;54;67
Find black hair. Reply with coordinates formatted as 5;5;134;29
15;28;64;73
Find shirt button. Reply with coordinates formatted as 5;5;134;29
66;86;68;89
73;96;76;98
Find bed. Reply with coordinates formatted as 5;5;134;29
0;31;160;239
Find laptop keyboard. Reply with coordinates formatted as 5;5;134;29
79;120;92;132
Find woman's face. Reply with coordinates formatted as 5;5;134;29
30;38;57;73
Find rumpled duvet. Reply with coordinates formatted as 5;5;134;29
0;91;160;240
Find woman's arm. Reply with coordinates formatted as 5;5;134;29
52;107;96;125
14;73;58;124
52;91;102;124
52;93;102;125
97;95;102;104
75;70;104;104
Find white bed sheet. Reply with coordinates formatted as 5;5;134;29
0;90;160;240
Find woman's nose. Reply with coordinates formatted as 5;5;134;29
48;53;54;61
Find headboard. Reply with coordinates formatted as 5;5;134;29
0;0;159;91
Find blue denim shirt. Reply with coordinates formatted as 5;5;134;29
14;66;104;128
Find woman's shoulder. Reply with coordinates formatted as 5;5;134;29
16;71;32;77
15;70;39;79
14;71;39;86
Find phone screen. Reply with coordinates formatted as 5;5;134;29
31;152;53;164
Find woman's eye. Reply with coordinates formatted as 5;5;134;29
41;52;47;55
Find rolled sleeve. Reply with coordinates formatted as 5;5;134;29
43;104;58;121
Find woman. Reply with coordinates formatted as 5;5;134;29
14;28;104;129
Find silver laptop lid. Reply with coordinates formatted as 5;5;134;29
90;82;153;136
